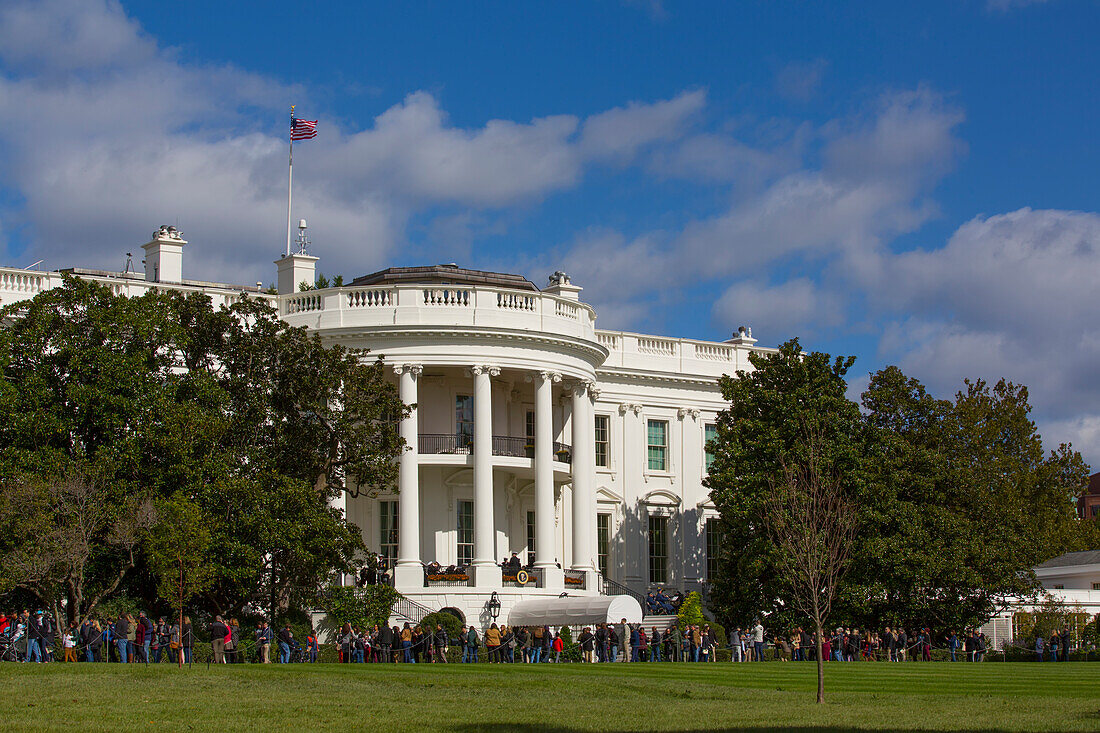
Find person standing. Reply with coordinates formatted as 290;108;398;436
154;618;170;663
650;627;663;662
552;630;564;662
617;618;629;662
62;622;78;662
257;621;272;663
752;621;764;662
209;616;228;664
463;625;478;663
579;627;595;663
182;616;194;665
139;612;154;664
114;613;130;664
433;624;448;663
948;631;960;662
669;625;682;662
1034;634;1044;662
277;623;293;664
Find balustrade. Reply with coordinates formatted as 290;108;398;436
418;434;571;463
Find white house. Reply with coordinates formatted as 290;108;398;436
1;228;775;628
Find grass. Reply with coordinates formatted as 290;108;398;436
1;660;1099;732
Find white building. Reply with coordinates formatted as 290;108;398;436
1;227;775;628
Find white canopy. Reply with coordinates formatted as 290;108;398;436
507;594;643;628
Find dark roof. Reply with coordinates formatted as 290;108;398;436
350;264;539;292
1036;550;1100;568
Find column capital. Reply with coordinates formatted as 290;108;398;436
619;402;642;415
392;363;422;376
677;407;700;420
468;365;500;377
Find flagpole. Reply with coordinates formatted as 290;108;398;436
286;105;294;257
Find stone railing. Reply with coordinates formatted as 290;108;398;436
595;329;775;380
277;283;599;343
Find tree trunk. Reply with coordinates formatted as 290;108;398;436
815;620;825;704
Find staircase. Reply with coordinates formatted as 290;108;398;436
392;595;436;625
641;615;678;633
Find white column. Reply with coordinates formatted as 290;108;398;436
571;381;596;574
393;364;422;589
534;370;564;588
470;365;502;586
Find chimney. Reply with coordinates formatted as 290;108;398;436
275;252;319;295
142;225;186;283
725;326;757;345
544;270;582;301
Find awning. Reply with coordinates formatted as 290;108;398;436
507;594;643;628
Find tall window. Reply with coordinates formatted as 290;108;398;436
647;419;668;471
526;510;536;567
648;515;668;584
596;513;610;577
594;415;609;467
704;423;718;473
379;500;399;567
525;410;535;457
456;500;474;566
456;395;474;448
705;517;722;581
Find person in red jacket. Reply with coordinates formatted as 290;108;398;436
552;631;564;663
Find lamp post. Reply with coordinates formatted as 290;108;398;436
488;591;501;623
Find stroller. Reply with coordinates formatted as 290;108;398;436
287;639;306;663
1;626;25;662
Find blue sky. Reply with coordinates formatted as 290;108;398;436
1;0;1099;463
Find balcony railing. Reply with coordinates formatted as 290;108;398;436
418;434;571;463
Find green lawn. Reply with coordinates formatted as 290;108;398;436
1;661;1098;732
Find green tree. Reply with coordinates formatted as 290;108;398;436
317;585;399;638
851;370;1091;631
0;279;407;619
705;338;865;631
145;493;215;667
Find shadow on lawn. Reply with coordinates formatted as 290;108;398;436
451;721;1078;726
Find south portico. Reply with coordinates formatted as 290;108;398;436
355;359;600;597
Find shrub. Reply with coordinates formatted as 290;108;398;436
422;611;463;643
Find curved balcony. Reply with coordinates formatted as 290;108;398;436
418;434;572;464
277;283;601;356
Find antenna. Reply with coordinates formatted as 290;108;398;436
123;252;136;275
295;218;310;255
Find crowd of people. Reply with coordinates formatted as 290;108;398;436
0;608;1083;665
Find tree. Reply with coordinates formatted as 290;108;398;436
851;369;1092;631
705;339;865;630
763;427;857;704
0;472;155;625
0;279;406;619
145;494;215;667
317;585;399;639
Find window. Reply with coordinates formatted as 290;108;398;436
597;513;610;577
594;415;609;467
456;395;474;449
648;515;668;584
379;500;399;568
526;510;536;567
456;500;474;566
704;423;717;473
525;410;535;457
705;517;722;581
1091;505;1099;518
1093;583;1100;591
1053;584;1064;589
647;419;668;471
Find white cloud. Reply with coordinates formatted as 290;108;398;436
0;0;708;286
712;277;845;339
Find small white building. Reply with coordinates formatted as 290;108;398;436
2;229;774;628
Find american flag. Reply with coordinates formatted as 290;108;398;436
291;116;317;141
